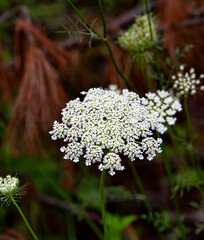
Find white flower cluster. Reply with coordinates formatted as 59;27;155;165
141;90;182;130
118;14;157;53
172;65;204;97
50;88;181;175
0;175;19;197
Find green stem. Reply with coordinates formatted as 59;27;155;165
161;143;187;240
128;160;152;214
128;160;165;240
39;167;103;239
97;0;107;38
104;41;139;93
12;197;39;240
66;0;139;93
183;95;194;142
144;0;164;88
66;0;101;39
141;54;153;91
97;0;138;93
85;215;104;240
167;126;188;170
183;95;203;178
144;0;153;41
100;169;109;240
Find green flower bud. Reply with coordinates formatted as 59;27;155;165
118;14;157;53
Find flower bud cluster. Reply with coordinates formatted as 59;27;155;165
0;175;19;197
118;14;157;53
50;88;181;175
141;90;182;130
172;65;204;97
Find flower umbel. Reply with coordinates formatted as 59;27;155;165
118;14;157;53
50;88;167;175
141;90;182;132
0;175;39;240
172;65;204;97
0;175;21;207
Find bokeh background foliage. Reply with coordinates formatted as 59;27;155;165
0;0;204;239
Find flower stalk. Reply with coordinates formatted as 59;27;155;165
12;197;39;240
100;169;109;240
0;175;39;240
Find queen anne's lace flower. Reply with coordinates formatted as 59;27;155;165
172;65;204;97
118;14;157;53
0;175;19;197
141;90;182;131
50;88;181;175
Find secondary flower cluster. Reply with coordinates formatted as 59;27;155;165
172;65;204;97
118;14;157;53
50;88;182;175
142;90;182;129
0;175;19;197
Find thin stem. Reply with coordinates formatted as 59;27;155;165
144;0;164;88
161;142;187;240
141;54;153;91
11;197;39;240
104;41;139;93
167;126;188;170
128;160;165;240
144;0;153;41
39;167;103;239
66;0;139;94
84;215;104;240
100;169;109;240
66;0;101;39
183;95;203;178
183;95;194;142
128;160;152;214
97;0;107;38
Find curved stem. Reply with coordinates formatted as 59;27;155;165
66;0;101;39
97;0;107;38
104;41;139;93
12;197;39;240
100;169;109;240
66;0;139;94
97;0;138;93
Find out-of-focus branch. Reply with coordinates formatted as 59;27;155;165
108;1;156;30
37;193;101;222
1;4;204;49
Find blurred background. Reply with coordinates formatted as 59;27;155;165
0;0;204;239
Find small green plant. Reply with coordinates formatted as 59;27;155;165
0;175;39;240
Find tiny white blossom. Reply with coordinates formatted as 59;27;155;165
171;65;204;97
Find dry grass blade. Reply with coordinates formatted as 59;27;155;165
14;20;72;75
5;44;68;155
